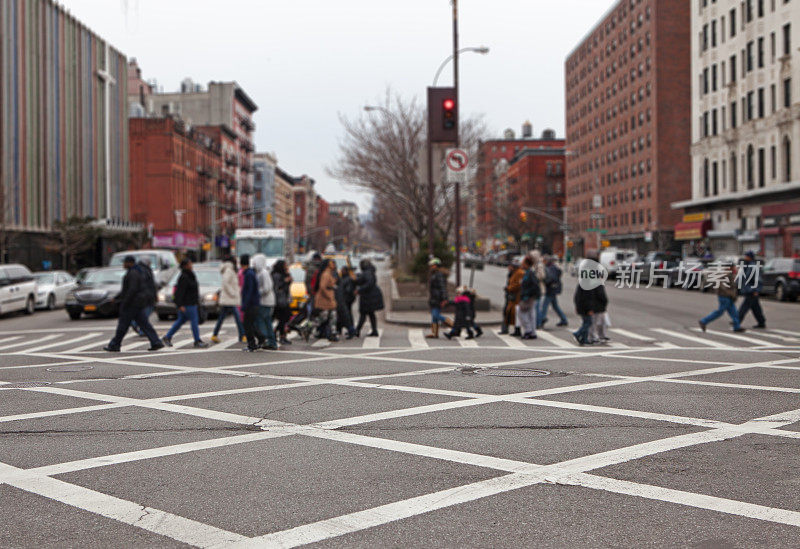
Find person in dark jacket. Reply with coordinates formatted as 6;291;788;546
444;287;476;340
271;260;292;345
240;254;264;351
737;251;766;329
573;284;606;345
700;263;745;332
130;258;157;337
518;256;541;340
355;259;384;337
426;258;449;338
162;258;208;348
104;256;163;352
336;266;357;339
499;263;517;335
465;287;483;337
538;256;568;328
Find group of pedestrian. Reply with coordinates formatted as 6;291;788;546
698;250;766;333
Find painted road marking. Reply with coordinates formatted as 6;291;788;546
408;330;429;349
362;329;383;349
651;328;729;348
611;328;656;343
535;329;576;348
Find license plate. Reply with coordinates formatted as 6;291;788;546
84;305;97;312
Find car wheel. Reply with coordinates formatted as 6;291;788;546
68;310;81;321
24;296;35;315
46;294;56;310
157;313;170;321
775;282;786;302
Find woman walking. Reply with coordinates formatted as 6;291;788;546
271;260;292;345
336;266;357;339
355;259;383;337
314;259;339;341
211;256;244;344
426;258;449;338
518;256;540;340
252;255;278;350
162;259;209;348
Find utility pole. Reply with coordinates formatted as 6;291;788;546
452;0;461;287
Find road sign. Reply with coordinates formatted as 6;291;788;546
446;149;468;172
587;228;608;234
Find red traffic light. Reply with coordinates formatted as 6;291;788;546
443;99;455;110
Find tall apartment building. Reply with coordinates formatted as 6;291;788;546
147;81;257;229
673;0;799;258
253;152;277;228
1;0;132;265
274;167;295;235
292;175;317;252
565;0;691;256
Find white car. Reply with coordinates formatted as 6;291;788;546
0;264;38;316
33;270;77;310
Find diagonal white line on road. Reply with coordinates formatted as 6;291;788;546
458;336;479;347
655;341;680;349
0;336;21;346
0;403;129;424
407;329;429;349
535;329;576;348
753;330;800;343
361;329;383;349
651;328;730;348
120;338;151;351
765;328;800;339
494;331;527;348
611;328;655;343
59;334;110;354
689;327;777;347
32;333;101;353
0;334;58;351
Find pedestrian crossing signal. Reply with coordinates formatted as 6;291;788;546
443;98;456;130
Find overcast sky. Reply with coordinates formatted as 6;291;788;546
64;0;614;212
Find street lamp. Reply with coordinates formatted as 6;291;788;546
432;46;490;87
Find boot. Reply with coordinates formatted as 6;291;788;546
512;327;522;337
425;323;439;339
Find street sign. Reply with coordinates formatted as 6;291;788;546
644;231;653;243
446;148;468;172
587;228;608;234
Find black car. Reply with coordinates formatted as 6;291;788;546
762;257;800;301
65;267;126;320
155;267;222;323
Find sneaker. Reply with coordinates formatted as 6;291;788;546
444;332;453;340
698;321;707;333
522;333;537;340
210;335;221;343
103;345;120;352
193;340;209;349
242;347;258;352
556;321;569;327
465;334;475;340
475;328;483;338
148;342;164;352
499;328;509;335
162;336;172;347
280;337;292;345
261;343;279;350
541;318;549;327
367;331;380;337
600;337;610;342
733;327;747;333
572;333;583;345
753;324;766;329
512;328;522;337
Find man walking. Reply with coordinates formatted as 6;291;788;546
252;254;278;350
162;259;209;348
737;251;766;329
426;258;449;339
538;255;568;328
699;262;745;333
240;254;264;352
104;256;163;352
518;256;540;340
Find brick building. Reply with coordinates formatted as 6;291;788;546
565;0;691;256
274;167;295;235
129;118;221;251
474;126;565;248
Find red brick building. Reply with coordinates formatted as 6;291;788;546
474;129;565;248
564;0;691;256
129;117;221;246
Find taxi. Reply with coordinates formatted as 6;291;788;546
288;262;309;313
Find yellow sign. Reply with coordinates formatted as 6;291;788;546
601;240;611;248
202;243;212;251
683;213;707;223
476;240;482;248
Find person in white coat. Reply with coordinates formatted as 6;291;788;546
211;256;244;343
251;254;278;350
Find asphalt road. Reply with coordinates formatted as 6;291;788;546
0;280;799;548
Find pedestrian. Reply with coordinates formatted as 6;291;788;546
355;259;383;337
130;257;157;337
271;260;292;345
538;255;569;328
737;251;766;329
530;250;546;327
573;281;601;346
240;254;264;352
588;285;609;344
426;258;449;338
499;263;516;335
444;287;475;340
505;259;524;337
465;287;483;337
699;261;745;333
252;254;278;350
104;255;163;352
162;258;209;348
336;265;357;339
211;255;244;344
313;259;339;341
518;256;540;340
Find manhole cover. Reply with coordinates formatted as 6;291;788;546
2;382;52;389
478;368;552;378
46;365;95;373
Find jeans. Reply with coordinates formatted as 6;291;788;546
165;305;201;342
538;295;567;327
130;306;153;334
109;305;160;348
702;296;740;330
256;305;277;347
431;307;447;325
738;294;766;326
213;306;244;338
573;314;594;344
517;299;537;336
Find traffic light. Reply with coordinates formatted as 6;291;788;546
443;98;456;130
266;212;273;225
519;211;528;222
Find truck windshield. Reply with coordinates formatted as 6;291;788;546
236;237;284;258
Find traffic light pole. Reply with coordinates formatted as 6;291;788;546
452;0;461;287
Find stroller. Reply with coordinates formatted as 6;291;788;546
286;298;314;342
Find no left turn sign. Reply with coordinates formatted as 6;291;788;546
445;149;468;173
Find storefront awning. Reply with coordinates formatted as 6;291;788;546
760;227;782;236
674;220;711;241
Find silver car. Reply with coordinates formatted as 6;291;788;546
33;271;77;310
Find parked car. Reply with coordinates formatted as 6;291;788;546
33;271;77;310
155;266;222;323
638;251;682;284
108;249;179;288
599;249;638;278
0;264;37;316
761;257;800;301
463;253;484;270
668;258;712;290
65;267;126;320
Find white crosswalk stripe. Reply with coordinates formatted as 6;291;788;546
689;328;776;347
408;330;429;349
0;336;21;346
611;328;656;343
35;333;100;353
121;339;151;352
362;329;383;349
458;336;479;347
62;334;110;353
536;330;576;348
651;328;730;348
495;331;527;348
0;334;58;351
763;329;800;340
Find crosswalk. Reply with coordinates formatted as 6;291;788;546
0;325;798;356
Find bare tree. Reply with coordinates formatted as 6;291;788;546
53;217;102;271
327;89;488;248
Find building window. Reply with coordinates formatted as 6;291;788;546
703;159;710;196
758;147;766;187
746;41;754;71
747;145;755;189
758;87;765;118
758;37;765;67
730;8;736;37
784;23;792;56
731;151;737;191
713;161;719;195
712;108;718;135
712;64;718;90
730;54;737;82
771;84;777;112
785;137;793;182
785;78;792;108
771;145;777;179
731;101;737;128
